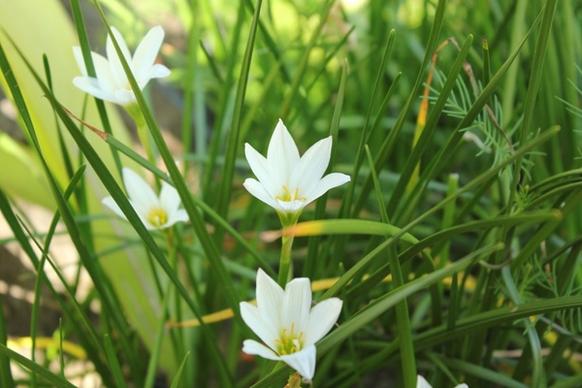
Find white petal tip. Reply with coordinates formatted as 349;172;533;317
241;339;279;360
151;64;171;78
242;178;254;190
416;375;432;388
257;267;268;279
151;25;164;34
280;345;316;381
273;119;289;134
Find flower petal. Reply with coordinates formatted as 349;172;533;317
454;384;469;388
73;77;118;103
149;64;171;79
73;47;116;92
256;269;284;330
275;199;306;213
101;196;126;220
416;375;432;388
304;172;350;205
241;339;280;361
165;209;188;228
106;27;134;88
132;26;165;84
243;178;280;211
240;302;278;350
159;181;181;213
304;298;342;345
113;89;135;105
282;277;311;333
289;136;332;195
245;143;278;196
122;168;158;214
266;119;300;188
279;344;316;381
72;46;89;76
103;196;155;229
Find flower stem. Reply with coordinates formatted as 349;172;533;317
126;104;156;166
389;251;417;388
278;234;295;286
277;211;300;286
165;228;186;366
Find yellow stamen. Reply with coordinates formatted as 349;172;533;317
275;323;304;355
276;186;305;202
147;207;168;227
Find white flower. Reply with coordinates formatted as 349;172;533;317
417;375;468;388
243;119;351;214
73;26;170;105
102;168;188;230
240;268;343;381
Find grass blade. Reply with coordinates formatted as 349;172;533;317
0;295;14;388
103;333;128;388
215;0;263;224
0;343;75;388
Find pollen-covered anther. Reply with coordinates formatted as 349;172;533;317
275;324;305;355
101;168;188;231
240;269;344;380
243;119;351;214
275;186;305;203
146;207;168;227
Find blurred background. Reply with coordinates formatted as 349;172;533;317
0;0;580;386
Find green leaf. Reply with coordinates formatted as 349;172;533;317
252;243;503;387
439;357;527;388
0;343;75;388
216;0;263;223
0;295;14;388
170;352;192;388
103;333;128;388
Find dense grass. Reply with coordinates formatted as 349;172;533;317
0;0;581;386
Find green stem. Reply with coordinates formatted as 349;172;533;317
144;281;172;388
277;211;300;286
364;145;416;386
389;252;417;388
165;228;185;370
278;234;295;287
127;104;156;167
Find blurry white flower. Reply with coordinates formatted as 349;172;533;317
243;119;350;214
417;375;468;388
240;269;343;381
102;168;187;230
73;26;170;105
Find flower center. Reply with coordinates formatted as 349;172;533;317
146;207;168;227
276;186;305;203
275;324;304;355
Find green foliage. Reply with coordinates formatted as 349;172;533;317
0;0;581;386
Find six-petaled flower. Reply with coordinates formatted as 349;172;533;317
102;168;188;230
240;268;343;381
73;26;170;105
244;119;351;216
